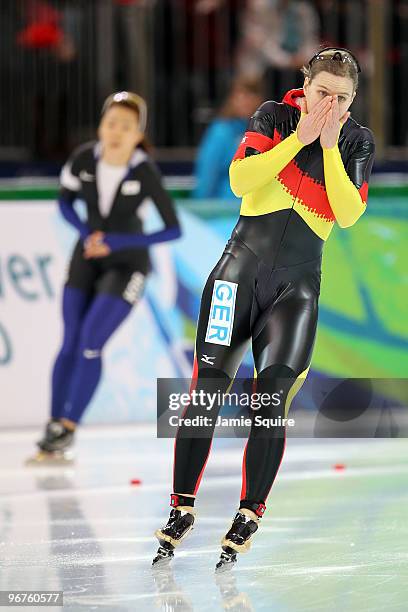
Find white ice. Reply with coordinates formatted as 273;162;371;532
0;427;407;611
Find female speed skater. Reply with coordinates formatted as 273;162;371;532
153;48;375;570
28;91;181;464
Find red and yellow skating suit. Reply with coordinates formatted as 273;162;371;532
230;88;375;240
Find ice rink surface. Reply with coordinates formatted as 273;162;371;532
0;426;407;611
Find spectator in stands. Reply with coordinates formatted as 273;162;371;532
194;77;263;199
235;0;320;98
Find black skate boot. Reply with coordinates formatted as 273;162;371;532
25;420;75;466
152;494;196;566
215;503;265;572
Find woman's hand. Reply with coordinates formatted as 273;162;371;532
296;96;333;145
84;230;104;249
84;243;111;259
320;96;350;149
83;231;111;259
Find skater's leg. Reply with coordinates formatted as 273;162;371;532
172;242;256;498
51;241;98;420
154;368;233;566
51;285;91;419
172;367;233;497
154;242;256;564
216;277;318;569
60;294;132;424
60;268;145;425
238;363;308;515
239;277;319;513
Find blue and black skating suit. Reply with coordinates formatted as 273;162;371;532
50;142;180;426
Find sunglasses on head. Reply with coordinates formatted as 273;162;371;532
308;47;361;74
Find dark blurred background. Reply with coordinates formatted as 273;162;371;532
0;0;406;179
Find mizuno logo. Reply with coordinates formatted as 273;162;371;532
201;354;215;365
80;170;95;182
83;349;100;359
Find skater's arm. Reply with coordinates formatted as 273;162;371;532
103;162;181;252
103;226;180;250
323;128;375;228
229;101;305;197
229;132;305;197
58;160;91;240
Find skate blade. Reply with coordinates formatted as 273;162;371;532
152;546;174;567
25;450;75;466
215;547;237;573
152;553;173;567
215;557;237;573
